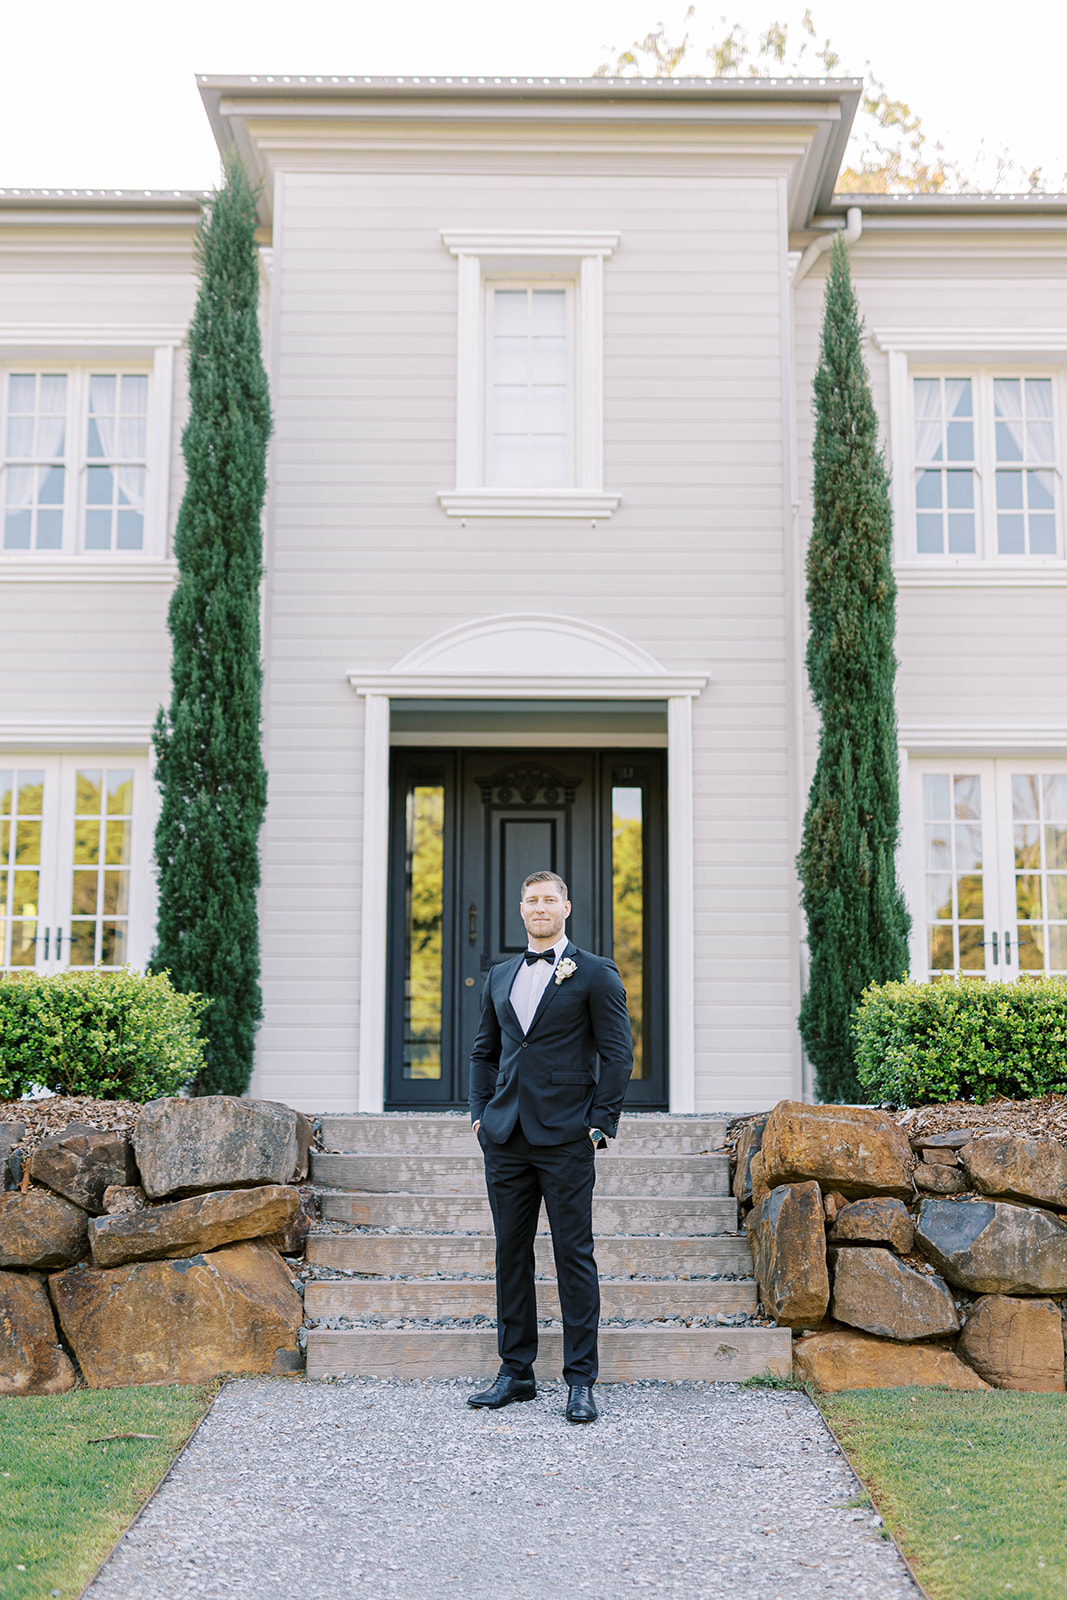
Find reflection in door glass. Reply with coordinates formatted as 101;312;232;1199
922;774;985;974
612;786;644;1078
1;769;44;967
403;784;445;1079
1012;774;1067;972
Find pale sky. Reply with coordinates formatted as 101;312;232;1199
4;0;1065;193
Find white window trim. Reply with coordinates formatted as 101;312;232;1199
876;329;1067;581
438;230;621;520
0;327;179;565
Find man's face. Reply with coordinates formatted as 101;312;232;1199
520;883;571;946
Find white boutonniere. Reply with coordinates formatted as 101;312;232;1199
555;957;577;986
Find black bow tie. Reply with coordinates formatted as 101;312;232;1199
524;949;556;965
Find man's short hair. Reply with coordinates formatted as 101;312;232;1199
521;869;569;900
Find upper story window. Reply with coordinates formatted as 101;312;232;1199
438;230;620;521
908;370;1062;562
487;286;572;489
1;360;166;559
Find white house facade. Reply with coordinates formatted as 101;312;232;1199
2;78;1065;1115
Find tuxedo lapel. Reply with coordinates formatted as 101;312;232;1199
524;941;578;1039
499;955;526;1036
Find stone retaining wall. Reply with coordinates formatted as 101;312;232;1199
736;1100;1067;1392
0;1096;314;1393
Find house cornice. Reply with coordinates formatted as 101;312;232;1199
199;74;862;232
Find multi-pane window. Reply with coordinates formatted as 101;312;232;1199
912;373;1061;559
69;769;133;968
922;773;986;976
0;769;45;967
85;375;148;551
2;369;150;554
994;379;1056;556
3;375;67;550
914;378;976;554
1011;774;1067;974
487;288;571;488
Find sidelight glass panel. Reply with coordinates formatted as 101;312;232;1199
612;786;645;1079
68;767;132;967
1;767;44;967
402;784;445;1080
922;773;985;974
1011;772;1067;973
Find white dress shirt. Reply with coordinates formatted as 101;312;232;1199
509;934;568;1034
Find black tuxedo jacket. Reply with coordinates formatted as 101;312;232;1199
469;941;634;1146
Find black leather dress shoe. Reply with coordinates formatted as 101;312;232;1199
565;1383;598;1423
467;1374;537;1409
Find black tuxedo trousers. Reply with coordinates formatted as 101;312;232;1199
479;1121;599;1384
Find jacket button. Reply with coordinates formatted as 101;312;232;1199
521;1042;528;1049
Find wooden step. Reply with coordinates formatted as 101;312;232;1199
307;1231;753;1278
318;1192;740;1236
305;1276;758;1320
311;1151;731;1198
319;1114;728;1156
306;1324;791;1382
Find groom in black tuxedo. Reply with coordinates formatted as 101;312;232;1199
468;870;633;1423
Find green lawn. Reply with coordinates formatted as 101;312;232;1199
0;1384;215;1600
820;1387;1067;1600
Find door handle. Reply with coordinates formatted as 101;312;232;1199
990;931;999;965
43;927;50;961
1004;930;1011;964
55;928;63;961
469;903;477;946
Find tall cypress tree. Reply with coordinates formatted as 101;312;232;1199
797;237;910;1103
151;159;271;1096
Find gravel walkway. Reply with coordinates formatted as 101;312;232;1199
85;1378;919;1600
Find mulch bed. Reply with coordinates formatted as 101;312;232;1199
0;1096;143;1158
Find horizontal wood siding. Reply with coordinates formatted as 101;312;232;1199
254;161;798;1113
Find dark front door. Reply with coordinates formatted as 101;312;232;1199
386;748;667;1109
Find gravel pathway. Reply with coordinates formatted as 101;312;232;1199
85;1378;919;1600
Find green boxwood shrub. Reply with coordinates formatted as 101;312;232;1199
0;968;208;1102
854;975;1067;1105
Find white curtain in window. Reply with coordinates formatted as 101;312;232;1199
994;378;1024;460
913;379;942;463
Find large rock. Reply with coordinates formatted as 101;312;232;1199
50;1239;303;1388
913;1162;968;1195
29;1124;137;1214
0;1124;26;1190
266;1190;316;1257
759;1101;914;1200
89;1185;299;1268
915;1199;1067;1294
829;1246;959;1342
732;1118;767;1205
960;1132;1067;1209
133;1097;300;1199
0;1190;88;1269
794;1328;990;1392
263;1104;313;1182
0;1270;76;1395
828;1197;914;1254
957;1295;1065;1393
745;1180;829;1329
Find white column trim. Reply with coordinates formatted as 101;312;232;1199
577;253;604;492
454;252;482;490
356;694;391;1113
667;694;696;1113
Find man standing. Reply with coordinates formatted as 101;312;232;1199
468;870;633;1423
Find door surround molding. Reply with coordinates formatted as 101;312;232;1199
349;613;707;1115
